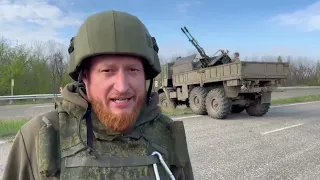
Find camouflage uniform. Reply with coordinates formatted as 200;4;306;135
2;10;194;180
233;57;240;63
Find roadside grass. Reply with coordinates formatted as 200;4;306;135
1;94;320;138
161;107;193;117
271;94;320;105
0;119;29;137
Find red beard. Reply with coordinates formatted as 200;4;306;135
90;93;145;133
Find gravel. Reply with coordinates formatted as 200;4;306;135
0;142;12;180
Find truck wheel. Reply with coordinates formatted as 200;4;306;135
245;99;270;117
159;93;177;109
205;87;231;119
231;105;245;113
189;87;207;115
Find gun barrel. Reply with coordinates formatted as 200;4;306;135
180;26;211;67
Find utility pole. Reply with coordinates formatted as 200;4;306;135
9;78;14;104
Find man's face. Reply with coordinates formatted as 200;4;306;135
82;55;146;133
234;54;238;59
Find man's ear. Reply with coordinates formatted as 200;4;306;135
82;69;89;85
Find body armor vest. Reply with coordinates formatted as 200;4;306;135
38;101;188;180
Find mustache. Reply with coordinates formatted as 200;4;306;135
108;92;134;99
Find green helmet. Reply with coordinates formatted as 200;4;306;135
68;10;161;81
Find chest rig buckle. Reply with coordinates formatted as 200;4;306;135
151;151;176;180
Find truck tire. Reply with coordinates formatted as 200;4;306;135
245;99;270;116
159;92;177;108
189;87;207;115
231;105;245;113
205;87;231;119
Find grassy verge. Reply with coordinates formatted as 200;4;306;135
0;119;29;137
1;94;320;138
271;94;320;105
161;107;193;117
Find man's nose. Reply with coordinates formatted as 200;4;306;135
113;70;130;93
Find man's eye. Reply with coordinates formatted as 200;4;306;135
130;68;139;71
102;69;112;72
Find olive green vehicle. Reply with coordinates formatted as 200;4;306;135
154;27;289;119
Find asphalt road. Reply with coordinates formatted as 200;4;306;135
0;103;54;120
1;101;320;179
182;101;320;180
1;88;320;120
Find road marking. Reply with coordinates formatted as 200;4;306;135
0;140;6;145
261;123;304;135
33;105;53;108
172;115;202;120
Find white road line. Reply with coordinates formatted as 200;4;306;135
172;115;202;120
261;123;304;135
0;140;6;145
33;105;53;108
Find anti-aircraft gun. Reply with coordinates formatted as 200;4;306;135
180;26;232;68
153;26;289;120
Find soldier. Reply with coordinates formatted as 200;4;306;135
233;52;240;62
2;10;194;180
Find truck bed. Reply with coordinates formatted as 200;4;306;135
172;61;289;86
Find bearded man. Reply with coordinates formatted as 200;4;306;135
2;10;194;180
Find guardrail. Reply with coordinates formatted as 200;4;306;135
0;94;61;100
0;86;320;101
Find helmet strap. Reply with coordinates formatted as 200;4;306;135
146;79;153;105
76;70;94;151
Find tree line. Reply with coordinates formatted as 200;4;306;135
0;37;71;96
0;37;319;96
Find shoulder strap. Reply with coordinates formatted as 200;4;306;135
41;110;60;131
44;100;70;131
38;109;61;177
156;114;191;168
38;101;69;178
168;120;190;168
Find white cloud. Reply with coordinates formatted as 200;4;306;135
176;1;201;14
0;0;84;45
269;1;320;31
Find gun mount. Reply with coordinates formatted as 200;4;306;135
181;26;232;68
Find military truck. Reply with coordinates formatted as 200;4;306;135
153;27;289;119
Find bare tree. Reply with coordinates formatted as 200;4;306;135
48;49;66;93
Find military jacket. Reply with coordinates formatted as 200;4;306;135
2;83;194;180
